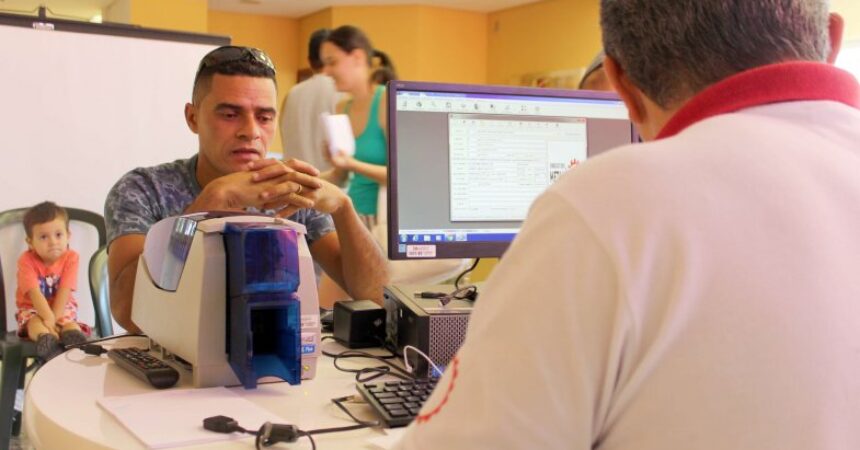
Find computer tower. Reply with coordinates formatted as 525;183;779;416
383;284;474;378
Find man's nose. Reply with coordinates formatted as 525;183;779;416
236;113;261;141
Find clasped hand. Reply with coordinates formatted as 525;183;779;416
197;158;347;218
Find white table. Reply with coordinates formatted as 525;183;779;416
24;336;400;449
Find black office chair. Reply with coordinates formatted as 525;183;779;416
0;207;108;449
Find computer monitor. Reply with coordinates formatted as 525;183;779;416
387;81;638;260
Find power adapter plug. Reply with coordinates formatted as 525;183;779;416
259;422;301;445
203;415;242;434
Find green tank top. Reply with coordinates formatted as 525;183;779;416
345;85;387;216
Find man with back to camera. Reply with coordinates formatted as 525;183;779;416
396;1;860;449
280;29;340;171
105;46;388;333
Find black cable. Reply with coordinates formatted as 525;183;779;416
62;332;148;351
206;414;371;450
331;395;381;428
323;346;415;382
31;333;149;375
301;432;317;450
320;336;397;359
454;258;481;289
320;335;417;380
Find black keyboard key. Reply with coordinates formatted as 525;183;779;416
356;378;439;427
388;408;409;417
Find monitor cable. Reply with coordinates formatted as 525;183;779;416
454;257;481;290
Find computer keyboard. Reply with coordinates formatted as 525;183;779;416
356;378;438;427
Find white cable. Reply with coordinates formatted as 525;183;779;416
403;345;444;377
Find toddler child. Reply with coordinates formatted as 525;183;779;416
16;202;88;360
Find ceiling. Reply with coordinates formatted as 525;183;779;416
0;0;540;22
209;0;540;17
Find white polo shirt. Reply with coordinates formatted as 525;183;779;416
394;62;860;450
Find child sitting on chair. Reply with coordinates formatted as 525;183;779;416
16;201;88;361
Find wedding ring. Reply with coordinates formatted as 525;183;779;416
295;184;303;195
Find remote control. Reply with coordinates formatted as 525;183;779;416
108;347;179;389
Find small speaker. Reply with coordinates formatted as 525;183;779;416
333;300;386;348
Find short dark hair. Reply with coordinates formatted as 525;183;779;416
325;25;374;67
23;201;68;239
192;46;277;104
308;28;331;71
601;0;830;108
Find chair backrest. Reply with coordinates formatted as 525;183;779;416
0;207;106;335
88;245;116;337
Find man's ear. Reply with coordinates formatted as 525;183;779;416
185;103;199;134
827;13;845;64
603;55;647;126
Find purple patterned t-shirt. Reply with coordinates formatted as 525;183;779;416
104;155;335;245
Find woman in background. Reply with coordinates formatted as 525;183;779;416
320;25;397;229
317;25;396;306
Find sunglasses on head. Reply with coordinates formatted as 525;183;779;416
195;46;275;79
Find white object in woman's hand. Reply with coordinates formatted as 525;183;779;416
331;150;353;170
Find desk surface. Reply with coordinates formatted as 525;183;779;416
24;336;399;449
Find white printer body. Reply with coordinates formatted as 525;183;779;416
132;213;321;388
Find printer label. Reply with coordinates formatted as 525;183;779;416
301;314;319;329
301;333;317;355
406;245;436;258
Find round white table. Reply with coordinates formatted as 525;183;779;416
24;336;397;449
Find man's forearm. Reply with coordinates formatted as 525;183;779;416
331;201;389;303
110;259;142;334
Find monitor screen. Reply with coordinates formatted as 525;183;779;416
387;81;637;260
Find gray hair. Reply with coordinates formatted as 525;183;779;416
601;0;831;108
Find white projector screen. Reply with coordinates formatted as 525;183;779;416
0;18;226;215
0;17;226;333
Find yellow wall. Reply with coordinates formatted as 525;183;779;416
833;0;860;42
298;8;334;67
103;0;131;24
295;5;487;84
207;11;300;153
415;6;487;84
488;0;601;85
130;0;208;34
330;6;423;81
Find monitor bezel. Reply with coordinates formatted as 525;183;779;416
387;80;637;260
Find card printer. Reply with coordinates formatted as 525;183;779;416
131;212;321;389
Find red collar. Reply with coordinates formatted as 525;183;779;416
657;62;860;139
